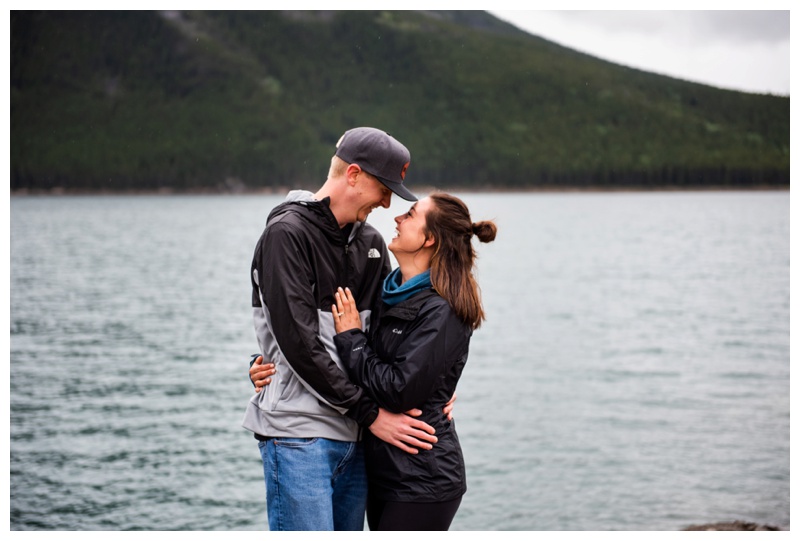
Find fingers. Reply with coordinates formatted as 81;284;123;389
335;287;351;313
250;363;275;377
337;287;348;309
395;432;434;453
442;393;457;421
398;418;437;446
338;288;346;312
334;289;345;315
397;431;436;450
442;403;454;420
368;409;439;455
333;288;362;333
405;435;435;449
410;427;438;443
409;417;437;436
254;370;273;392
398;411;437;439
392;441;419;455
250;360;276;386
335;287;357;311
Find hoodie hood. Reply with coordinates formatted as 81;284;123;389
267;190;363;245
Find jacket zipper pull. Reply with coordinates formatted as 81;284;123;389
343;244;350;286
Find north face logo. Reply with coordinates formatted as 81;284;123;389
368;248;381;258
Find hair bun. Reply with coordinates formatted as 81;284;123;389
472;220;497;243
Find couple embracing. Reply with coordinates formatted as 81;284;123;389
242;127;496;531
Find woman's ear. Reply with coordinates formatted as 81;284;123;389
423;235;436;249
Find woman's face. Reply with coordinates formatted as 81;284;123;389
388;196;434;256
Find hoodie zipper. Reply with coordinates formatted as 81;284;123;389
343;242;350;286
343;222;359;288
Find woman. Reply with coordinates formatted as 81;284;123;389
331;192;497;531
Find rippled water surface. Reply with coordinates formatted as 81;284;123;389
10;191;789;530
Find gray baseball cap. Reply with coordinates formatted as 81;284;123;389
335;127;417;201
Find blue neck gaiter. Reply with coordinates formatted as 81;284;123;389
381;268;432;306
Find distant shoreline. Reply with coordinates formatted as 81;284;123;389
9;185;789;197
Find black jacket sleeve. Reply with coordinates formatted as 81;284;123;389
334;299;467;413
259;221;377;426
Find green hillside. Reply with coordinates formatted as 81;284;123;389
10;10;789;192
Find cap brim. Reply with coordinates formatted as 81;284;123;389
378;178;417;202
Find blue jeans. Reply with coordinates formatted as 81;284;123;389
257;437;367;531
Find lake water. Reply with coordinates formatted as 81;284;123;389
9;191;789;531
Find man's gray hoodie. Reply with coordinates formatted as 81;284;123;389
242;191;392;441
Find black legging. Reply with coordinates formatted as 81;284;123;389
366;495;463;531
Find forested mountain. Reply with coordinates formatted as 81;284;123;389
10;10;789;192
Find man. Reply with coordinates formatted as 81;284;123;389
242;127;439;531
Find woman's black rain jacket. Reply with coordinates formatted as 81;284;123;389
334;288;473;503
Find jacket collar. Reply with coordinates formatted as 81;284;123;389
382;288;439;321
268;190;363;245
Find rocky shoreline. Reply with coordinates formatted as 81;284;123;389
682;521;782;531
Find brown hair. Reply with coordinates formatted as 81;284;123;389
424;193;497;329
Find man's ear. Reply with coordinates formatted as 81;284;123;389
345;164;362;187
